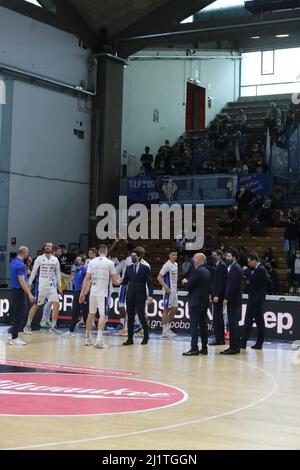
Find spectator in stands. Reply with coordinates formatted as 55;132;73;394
288;249;300;293
157;139;173;168
255;159;270;174
265;261;278;295
219;204;243;236
155;157;168;177
140;146;154;176
182;254;193;276
265;102;281;137
215;130;229;161
271;182;287;209
249;142;263;163
262;248;277;268
235;109;247;132
235;184;256;220
280;208;299;265
285;108;295;138
203;230;218;254
250;198;273;236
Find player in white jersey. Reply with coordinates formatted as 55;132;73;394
157;249;179;339
24;242;62;335
79;244;120;349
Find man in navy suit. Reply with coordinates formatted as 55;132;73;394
210;249;228;346
122;247;154;346
221;249;243;355
241;252;268;350
182;253;211;356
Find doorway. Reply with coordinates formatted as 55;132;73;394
185;82;206;131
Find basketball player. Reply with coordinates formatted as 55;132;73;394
79;244;120;349
157;249;178;339
23;242;62;334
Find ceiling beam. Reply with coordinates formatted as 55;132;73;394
121;0;216;38
117;8;300;54
0;0;97;50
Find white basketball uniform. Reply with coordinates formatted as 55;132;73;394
159;260;178;309
29;254;61;305
87;256;115;315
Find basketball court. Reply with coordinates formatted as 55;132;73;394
0;331;299;450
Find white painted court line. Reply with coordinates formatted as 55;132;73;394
2;357;278;450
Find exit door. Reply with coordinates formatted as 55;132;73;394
186;82;206;131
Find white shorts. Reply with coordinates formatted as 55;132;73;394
89;295;108;316
163;291;178;309
38;288;59;306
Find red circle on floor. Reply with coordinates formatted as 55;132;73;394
0;373;187;416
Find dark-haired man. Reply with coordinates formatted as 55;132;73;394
210;249;228;346
122;247;154;346
221;249;243;355
241;253;268;350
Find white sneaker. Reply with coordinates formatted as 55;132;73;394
62;331;76;338
49;326;62;334
9;337;27;346
166;329;178;339
40;320;51;329
95;341;110;349
23;325;32;335
161;332;168;339
76;319;85;328
7;333;12;341
85;337;93;346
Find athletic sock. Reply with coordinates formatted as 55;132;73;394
162;324;168;335
85;331;91;339
51;318;57;328
96;331;103;343
26;319;32;327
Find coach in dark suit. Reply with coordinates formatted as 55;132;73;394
210;249;228;346
182;253;211;356
221;249;243;355
122;247;154;346
241;253;268;350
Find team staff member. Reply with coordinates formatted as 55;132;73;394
8;246;34;346
241;253;268;350
62;256;88;337
210;249;228;346
122;247;154;346
221;249;243;355
182;253;211;356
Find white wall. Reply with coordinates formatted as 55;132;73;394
0;7;92;266
0;6;90;85
7;81;90;253
122;51;240;174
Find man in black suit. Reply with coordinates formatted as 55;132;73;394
210;249;228;346
241;252;268;350
122;247;154;346
221;249;243;355
182;253;211;356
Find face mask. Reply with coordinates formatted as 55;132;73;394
212;256;218;264
226;259;233;266
131;255;138;264
74;260;81;267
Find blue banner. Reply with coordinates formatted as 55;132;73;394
127;177;159;203
237;173;270;198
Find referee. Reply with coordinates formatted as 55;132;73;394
8;246;34;346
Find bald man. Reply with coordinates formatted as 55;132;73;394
182;253;211;356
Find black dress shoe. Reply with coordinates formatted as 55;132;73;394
141;338;149;345
251;344;263;350
123;340;134;346
209;340;225;346
199;348;208;355
220;348;239;355
240;341;247;350
182;349;199;356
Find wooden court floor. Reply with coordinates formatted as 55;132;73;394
0;330;299;450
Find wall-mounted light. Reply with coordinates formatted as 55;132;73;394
275;34;290;38
251;36;260;39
